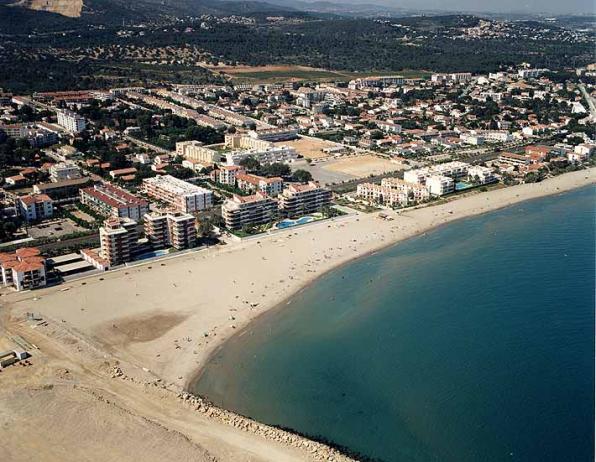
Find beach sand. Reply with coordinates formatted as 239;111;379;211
1;169;594;460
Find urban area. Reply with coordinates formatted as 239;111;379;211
0;64;594;292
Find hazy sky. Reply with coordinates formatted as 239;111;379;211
340;0;595;15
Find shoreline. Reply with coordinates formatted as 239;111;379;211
187;172;596;391
2;169;594;461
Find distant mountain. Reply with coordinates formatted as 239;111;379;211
0;0;300;33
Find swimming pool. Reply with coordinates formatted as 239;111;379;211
134;249;170;261
274;216;316;229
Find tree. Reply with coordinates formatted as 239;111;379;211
292;169;313;182
239;156;261;172
262;162;291;177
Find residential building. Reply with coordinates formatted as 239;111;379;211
17;194;53;222
498;152;530;166
34;177;92;202
236;173;283;196
0;248;47;291
468;165;497;184
357;178;430;207
143;175;213;213
222;193;279;230
211;165;245;185
426;175;454;196
144;211;197;250
97;217;138;267
57;110;86;133
49;161;82;182
176;140;225;164
80;183;149;220
279;182;332;217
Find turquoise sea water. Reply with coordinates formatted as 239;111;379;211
193;186;595;462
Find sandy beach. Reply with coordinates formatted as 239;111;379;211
1;168;594;460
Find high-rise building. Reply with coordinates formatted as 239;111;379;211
57;110;87;133
143;175;213;213
98;217;138;267
144;211;197;250
279;182;332;218
222;193;279;230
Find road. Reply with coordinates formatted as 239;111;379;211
578;83;596;120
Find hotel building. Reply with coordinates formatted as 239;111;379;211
80;183;149;220
222;193;279;230
144;211;197;250
143;175;213;213
279;182;332;218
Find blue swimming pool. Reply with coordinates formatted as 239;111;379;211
134;249;170;261
275;216;315;229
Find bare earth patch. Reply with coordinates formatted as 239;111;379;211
322;155;405;177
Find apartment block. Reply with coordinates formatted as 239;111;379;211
279;182;332;218
80;183;149;220
17;194;54;222
426;175;454;196
49;161;82;182
98;217;138;267
236;173;283;196
144;211;197;250
211;165;245;185
143;175;213;213
222;193;279;230
0;247;46;291
357;178;430;207
57;110;86;133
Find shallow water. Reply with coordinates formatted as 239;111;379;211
194;186;595;462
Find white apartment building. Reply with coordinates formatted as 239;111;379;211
468;165;496;184
176;140;225;164
279;182;332;218
357;178;430;207
17;194;53;222
222;193;279;230
432;161;469;179
426;175;454;196
144;211;197;250
49;161;82;182
143;175;213;213
57;110;86;133
211;165;245;185
517;69;547;79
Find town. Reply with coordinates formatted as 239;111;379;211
0;63;594;291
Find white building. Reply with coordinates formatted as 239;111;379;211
144;211;197;250
468;165;496;184
17;194;53;222
357;178;430;207
222;193;279;230
426;175;454;196
143;175;213;213
279;182;332;217
49;161;82;182
57;110;86;133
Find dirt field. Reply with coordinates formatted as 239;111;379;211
322;155;405;177
280;137;344;159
